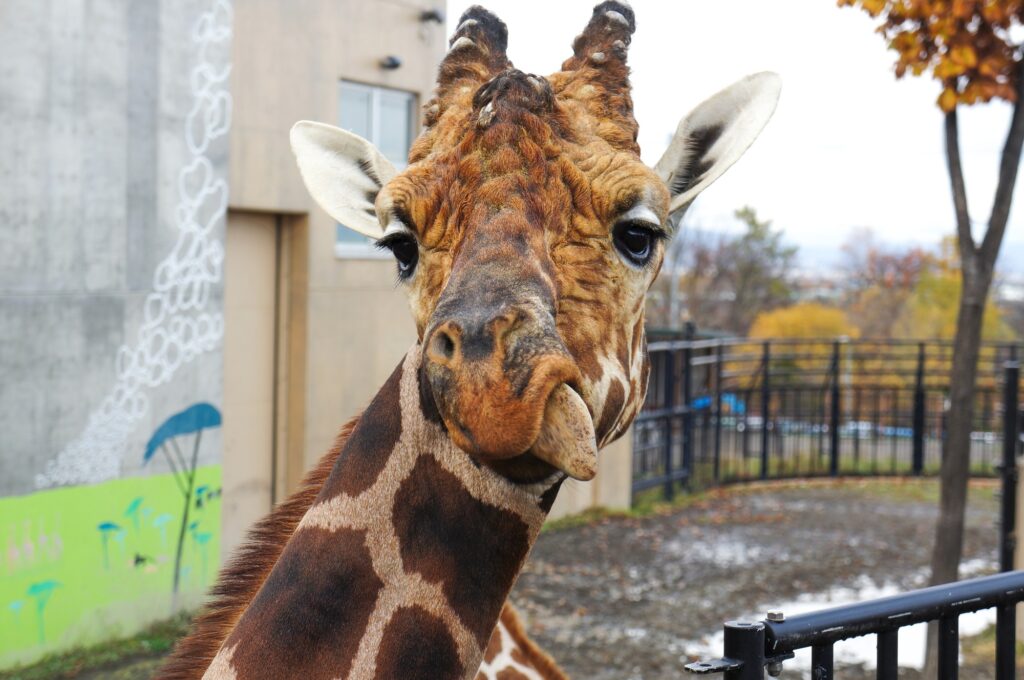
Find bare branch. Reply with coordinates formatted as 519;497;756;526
943;109;975;259
982;58;1024;264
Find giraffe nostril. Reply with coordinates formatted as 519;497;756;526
428;325;460;367
436;333;455;360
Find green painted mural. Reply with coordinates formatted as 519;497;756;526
0;466;222;668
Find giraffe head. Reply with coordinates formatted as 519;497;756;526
291;3;779;484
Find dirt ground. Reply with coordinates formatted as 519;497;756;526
510;479;1004;679
6;479;1010;679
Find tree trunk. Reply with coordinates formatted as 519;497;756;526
929;273;988;587
923;65;1024;672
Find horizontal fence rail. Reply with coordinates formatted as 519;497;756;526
684;570;1024;679
632;335;1023;498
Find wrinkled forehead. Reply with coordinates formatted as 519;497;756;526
380;105;670;242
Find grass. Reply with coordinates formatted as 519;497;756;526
687;452;999;488
959;622;1024;669
545;476;1001;535
541;484;725;533
0;613;191;680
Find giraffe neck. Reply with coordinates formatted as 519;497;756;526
203;345;560;680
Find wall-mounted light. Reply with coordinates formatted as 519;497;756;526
419;8;444;24
379;55;402;70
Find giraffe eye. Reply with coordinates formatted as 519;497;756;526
613;220;663;267
376;232;419;280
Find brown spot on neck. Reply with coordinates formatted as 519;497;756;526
224;527;383;679
393;455;532;647
375;605;465;680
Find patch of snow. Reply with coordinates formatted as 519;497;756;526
682;560;1000;676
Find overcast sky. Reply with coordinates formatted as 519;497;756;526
445;0;1024;272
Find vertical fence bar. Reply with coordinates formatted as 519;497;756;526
873;389;881;473
1001;361;1020;573
876;629;898;680
830;341;840;477
853;387;861;470
722;621;765;680
891;390;899;473
761;342;771;480
811;643;833;680
912;342;926;475
937;614;959;680
662;349;676;501
682;340;694;488
995;602;1016;680
742;389;751;475
714;342;724;483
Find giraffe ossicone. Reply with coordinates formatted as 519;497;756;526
160;3;779;678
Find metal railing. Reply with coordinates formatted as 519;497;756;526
684;570;1024;679
632;336;1023;498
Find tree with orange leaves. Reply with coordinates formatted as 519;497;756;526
839;0;1024;666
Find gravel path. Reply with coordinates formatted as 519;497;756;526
510;479;1002;679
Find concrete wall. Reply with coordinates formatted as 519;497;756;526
0;0;232;668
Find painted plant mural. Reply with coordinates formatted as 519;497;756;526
1;404;223;667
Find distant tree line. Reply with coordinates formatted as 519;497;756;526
649;206;1020;345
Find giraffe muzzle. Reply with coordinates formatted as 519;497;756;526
422;305;597;480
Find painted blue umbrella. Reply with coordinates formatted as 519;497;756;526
142;402;222;604
143;402;222;464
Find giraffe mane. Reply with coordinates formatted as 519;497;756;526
156;415;361;680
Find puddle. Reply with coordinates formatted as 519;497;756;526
682;560;1000;675
663;536;772;567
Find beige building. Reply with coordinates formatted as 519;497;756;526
220;0;632;555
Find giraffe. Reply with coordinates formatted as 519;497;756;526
158;3;780;679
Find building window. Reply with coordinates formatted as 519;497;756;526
336;81;417;258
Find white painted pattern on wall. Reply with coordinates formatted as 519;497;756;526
37;0;233;488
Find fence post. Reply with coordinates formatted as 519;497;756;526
830;340;841;477
1000;360;1019;573
682;327;695;489
761;342;771;480
663;348;676;502
714;342;724;483
912;342;926;476
723;621;765;680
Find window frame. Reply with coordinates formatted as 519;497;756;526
335;80;418;260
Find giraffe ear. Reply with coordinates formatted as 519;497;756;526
654;72;781;218
289;120;396;239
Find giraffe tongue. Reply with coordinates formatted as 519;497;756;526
530;384;598;481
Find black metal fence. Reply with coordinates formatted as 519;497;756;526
632;336;1023;499
684;570;1024;679
635;337;1024;676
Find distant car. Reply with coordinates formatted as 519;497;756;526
841;421;874;439
879;425;913;438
